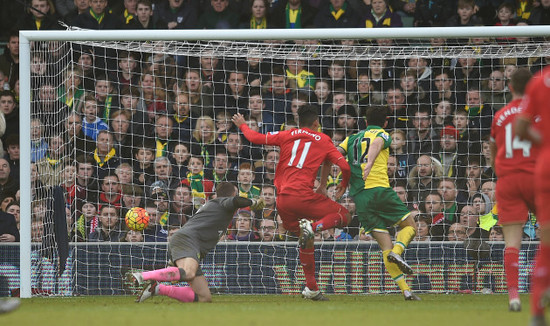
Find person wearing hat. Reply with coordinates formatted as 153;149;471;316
147;100;167;120
472;191;497;239
74;197;99;242
438;125;467;178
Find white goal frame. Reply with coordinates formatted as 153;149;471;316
19;25;550;298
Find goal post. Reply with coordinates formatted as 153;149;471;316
17;26;550;299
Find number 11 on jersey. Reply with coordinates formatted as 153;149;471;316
288;139;312;169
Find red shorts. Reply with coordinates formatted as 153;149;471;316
535;154;550;227
496;173;536;225
276;192;348;233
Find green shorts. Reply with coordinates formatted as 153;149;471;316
353;187;410;234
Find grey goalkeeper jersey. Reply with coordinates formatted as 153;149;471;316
180;196;252;253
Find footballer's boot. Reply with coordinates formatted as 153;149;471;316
298;219;314;249
302;287;329;301
387;251;414;275
128;272;144;286
136;281;158;303
508;298;521;312
403;290;421;301
0;298;20;314
541;288;550;307
529;315;547;326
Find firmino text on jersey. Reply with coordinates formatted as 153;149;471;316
290;129;322;141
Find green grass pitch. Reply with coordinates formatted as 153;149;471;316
1;294;536;326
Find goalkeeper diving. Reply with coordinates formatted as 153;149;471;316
130;182;264;303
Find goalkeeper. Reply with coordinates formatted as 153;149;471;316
338;106;419;301
130;182;264;303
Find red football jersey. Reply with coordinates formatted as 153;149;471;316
239;125;350;195
520;65;550;151
491;98;538;177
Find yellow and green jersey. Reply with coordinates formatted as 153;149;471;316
339;125;392;196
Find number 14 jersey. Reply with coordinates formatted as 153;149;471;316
491;98;538;178
238;125;350;195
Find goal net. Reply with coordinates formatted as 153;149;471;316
5;27;549;297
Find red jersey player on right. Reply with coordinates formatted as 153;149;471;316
232;105;351;301
516;65;550;326
490;68;537;313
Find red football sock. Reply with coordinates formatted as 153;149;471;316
504;247;520;301
531;244;550;316
158;284;196;303
142;267;181;282
312;211;347;233
300;248;318;291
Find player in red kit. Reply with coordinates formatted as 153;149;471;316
232;105;351;301
490;68;536;312
515;66;550;326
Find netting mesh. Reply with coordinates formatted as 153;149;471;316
14;35;547;296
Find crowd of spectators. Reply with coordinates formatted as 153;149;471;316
0;0;547;244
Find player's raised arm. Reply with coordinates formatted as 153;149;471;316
515;115;542;145
232;113;280;146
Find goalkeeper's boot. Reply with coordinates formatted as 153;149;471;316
136;281;158;303
403;290;421;301
387;251;414;275
508;298;521;312
302;287;329;301
0;298;20;314
298;219;314;248
128;272;144;286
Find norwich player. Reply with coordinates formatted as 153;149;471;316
338;105;420;300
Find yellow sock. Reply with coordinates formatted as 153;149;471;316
392;225;416;256
383;250;410;292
